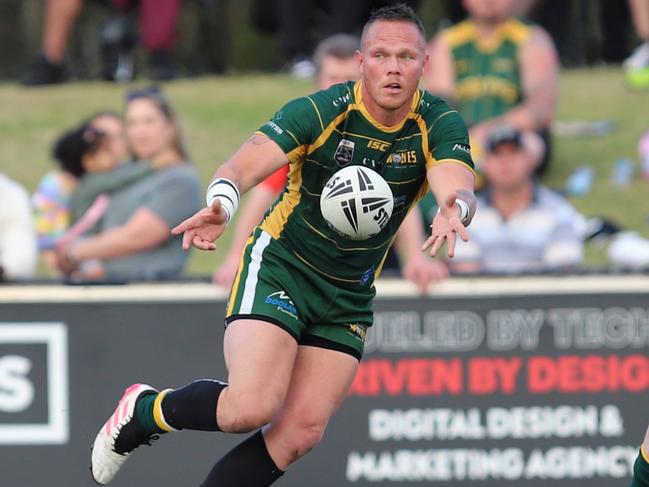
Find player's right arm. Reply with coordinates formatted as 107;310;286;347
210;134;289;196
171;134;289;251
173;94;320;251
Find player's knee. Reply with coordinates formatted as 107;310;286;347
289;422;327;459
220;394;282;432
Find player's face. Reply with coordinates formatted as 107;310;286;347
316;55;361;90
463;0;517;23
91;115;128;167
125;98;177;161
482;144;534;190
357;20;427;116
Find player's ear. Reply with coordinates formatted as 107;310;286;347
355;50;363;74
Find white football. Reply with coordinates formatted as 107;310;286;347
320;166;394;240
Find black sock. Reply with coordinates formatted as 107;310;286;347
161;379;226;431
200;431;284;487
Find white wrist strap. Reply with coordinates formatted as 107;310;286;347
455;199;470;225
206;178;240;223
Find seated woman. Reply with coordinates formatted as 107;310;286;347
51;119;154;278
55;87;202;281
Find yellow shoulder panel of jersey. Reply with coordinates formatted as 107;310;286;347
443;20;477;48
444;18;531;52
501;18;532;46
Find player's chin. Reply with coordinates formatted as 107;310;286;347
379;94;410;110
380;96;406;110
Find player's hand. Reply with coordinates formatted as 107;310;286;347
171;200;229;251
401;253;449;294
213;255;240;289
422;193;469;258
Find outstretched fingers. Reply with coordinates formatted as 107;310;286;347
172;213;202;236
456;223;469;242
423;233;446;257
172;200;225;236
192;234;216;251
422;233;435;253
430;234;446;257
182;228;196;250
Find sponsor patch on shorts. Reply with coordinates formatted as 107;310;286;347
265;291;298;320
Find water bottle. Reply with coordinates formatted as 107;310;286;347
566;166;594;196
611;158;634;187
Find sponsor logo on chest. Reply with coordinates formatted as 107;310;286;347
386;150;418;165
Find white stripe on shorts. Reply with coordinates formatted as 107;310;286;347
239;231;272;314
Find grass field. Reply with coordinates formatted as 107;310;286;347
0;67;647;277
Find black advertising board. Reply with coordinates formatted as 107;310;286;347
0;277;647;486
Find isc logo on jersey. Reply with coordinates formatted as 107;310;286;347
320;166;394;241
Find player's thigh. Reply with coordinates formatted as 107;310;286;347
284;345;358;415
262;345;358;463
223;318;299;406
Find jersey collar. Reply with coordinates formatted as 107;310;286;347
352;81;421;133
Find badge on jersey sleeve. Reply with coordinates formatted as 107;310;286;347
334;139;355;166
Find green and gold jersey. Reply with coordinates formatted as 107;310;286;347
256;80;473;288
444;18;532;126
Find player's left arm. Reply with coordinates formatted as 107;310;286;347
423;161;476;258
423;105;477;257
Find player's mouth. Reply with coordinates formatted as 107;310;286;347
383;82;402;94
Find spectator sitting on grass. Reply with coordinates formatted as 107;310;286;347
52;120;155;279
32;111;146;274
54;86;201;282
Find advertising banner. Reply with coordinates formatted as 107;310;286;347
0;278;646;486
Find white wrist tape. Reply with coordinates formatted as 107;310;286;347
455;199;470;225
206;178;240;223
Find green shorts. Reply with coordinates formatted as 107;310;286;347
225;228;374;360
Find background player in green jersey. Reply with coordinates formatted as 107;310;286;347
425;0;558;174
90;4;476;486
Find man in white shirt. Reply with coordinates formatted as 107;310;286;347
0;174;37;279
451;125;583;274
